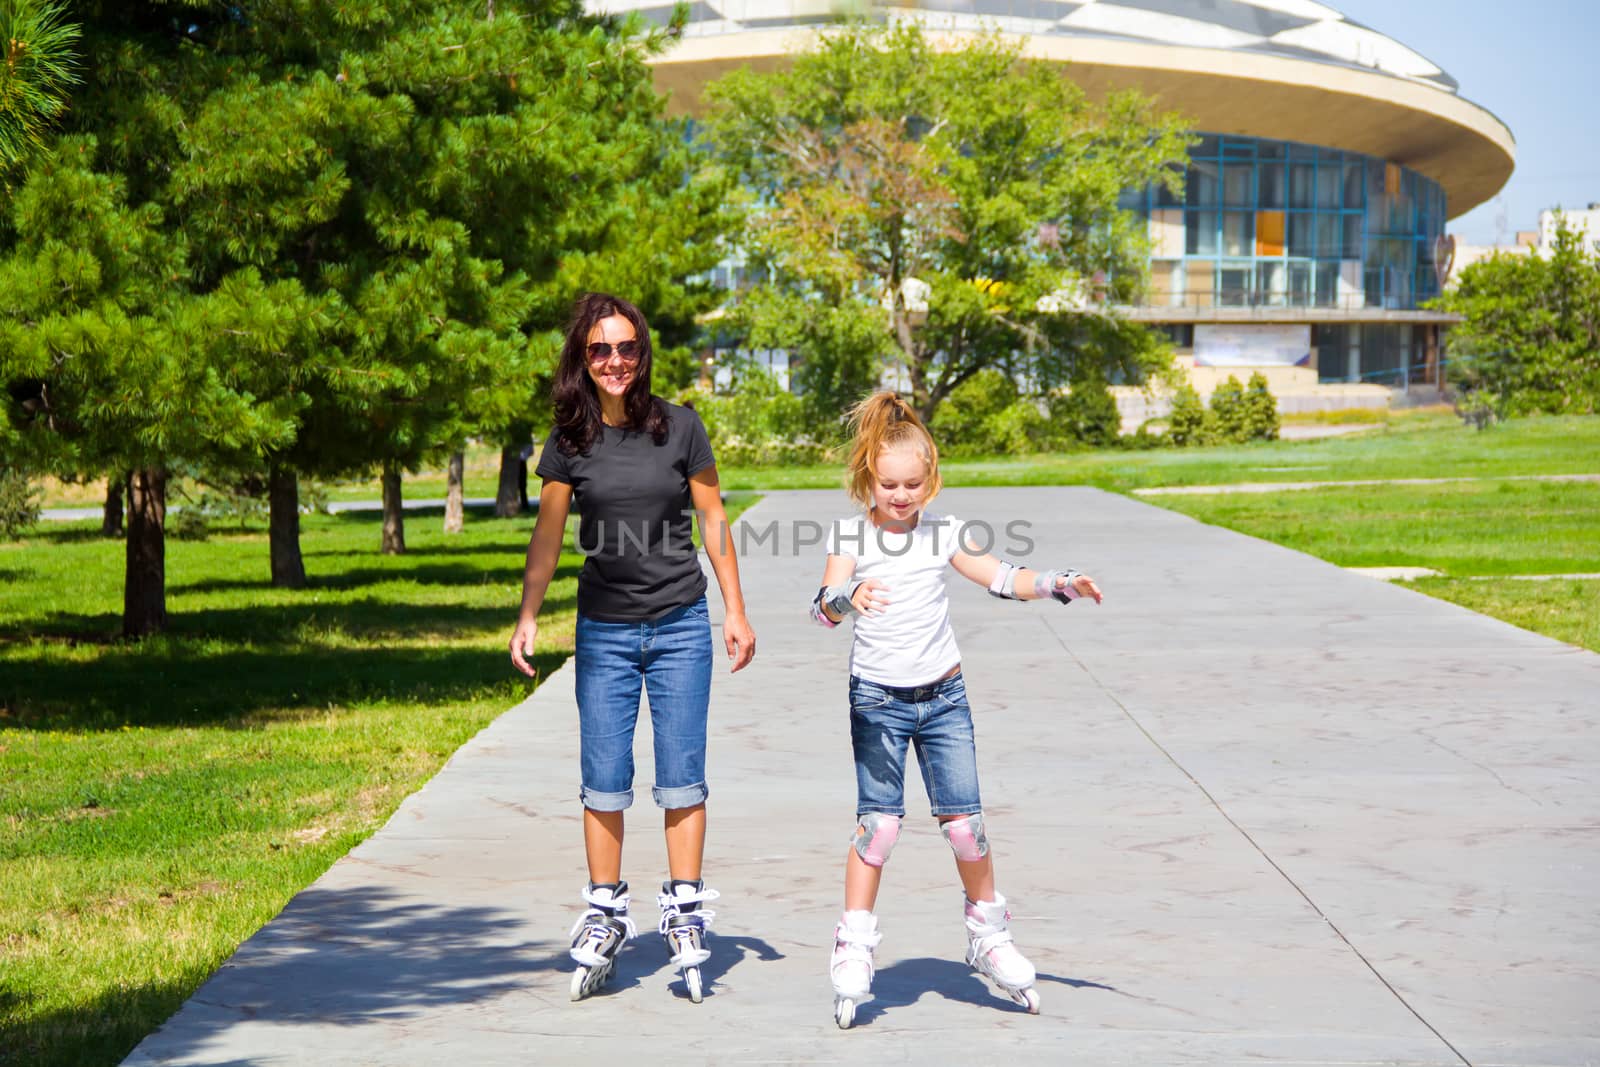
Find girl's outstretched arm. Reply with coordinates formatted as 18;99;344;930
950;538;1103;604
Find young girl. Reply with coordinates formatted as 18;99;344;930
810;392;1102;1028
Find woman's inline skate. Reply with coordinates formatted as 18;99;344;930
568;882;636;1001
964;893;1040;1013
657;880;720;1002
829;910;881;1029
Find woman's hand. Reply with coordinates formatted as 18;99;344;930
509;616;540;677
852;579;890;616
723;610;756;673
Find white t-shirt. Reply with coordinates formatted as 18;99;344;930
825;511;968;687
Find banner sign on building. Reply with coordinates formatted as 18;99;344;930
1193;324;1312;367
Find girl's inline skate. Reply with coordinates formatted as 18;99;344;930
829;910;881;1029
568;882;636;1001
657;880;720;1002
964;894;1040;1013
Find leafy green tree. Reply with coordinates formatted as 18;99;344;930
1434;215;1600;418
702;21;1189;421
731;290;891;430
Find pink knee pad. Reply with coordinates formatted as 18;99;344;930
941;813;989;861
851;813;901;868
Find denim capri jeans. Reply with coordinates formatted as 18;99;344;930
573;596;713;811
849;670;983;818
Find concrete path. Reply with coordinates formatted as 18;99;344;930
123;488;1600;1066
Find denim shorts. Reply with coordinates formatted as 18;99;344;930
574;597;713;812
849;671;982;818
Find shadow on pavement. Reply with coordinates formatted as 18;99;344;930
852;957;1118;1026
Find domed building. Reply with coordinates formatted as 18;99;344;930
596;0;1514;398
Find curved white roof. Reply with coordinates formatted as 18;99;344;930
593;0;1459;91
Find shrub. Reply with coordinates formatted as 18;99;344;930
1048;371;1120;448
1167;382;1207;447
930;369;1019;455
1243;372;1280;441
1206;375;1248;443
0;470;42;540
682;367;829;466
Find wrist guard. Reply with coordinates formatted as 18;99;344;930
810;582;861;627
987;560;1022;600
1034;569;1084;603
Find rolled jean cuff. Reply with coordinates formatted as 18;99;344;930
653;781;709;810
930;803;983;817
579;786;633;812
856;803;907;818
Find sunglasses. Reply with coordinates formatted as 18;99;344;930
586;339;642;364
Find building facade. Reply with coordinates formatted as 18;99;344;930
593;0;1515;396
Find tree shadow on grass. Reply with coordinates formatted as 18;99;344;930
301;537;534;558
172;560;581;597
9;525;115;546
0;591;577;645
850;957;1118;1027
0;637;569;731
11;885;563;1067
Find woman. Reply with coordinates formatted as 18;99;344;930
509;293;755;1004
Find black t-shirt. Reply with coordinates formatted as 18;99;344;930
535;399;716;621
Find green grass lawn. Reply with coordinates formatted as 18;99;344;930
1148;480;1600;576
1;508;567;1067
705;411;1599;492
1411;577;1600;653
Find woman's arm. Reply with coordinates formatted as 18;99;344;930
509;478;574;677
689;467;756;672
949;538;1103;604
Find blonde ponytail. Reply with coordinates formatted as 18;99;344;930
843;391;943;508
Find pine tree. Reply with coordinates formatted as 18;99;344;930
0;0;78;169
1;1;693;626
0;139;303;634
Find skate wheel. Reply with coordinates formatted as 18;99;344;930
1021;987;1041;1014
570;967;589;1001
685;966;703;1003
835;997;855;1029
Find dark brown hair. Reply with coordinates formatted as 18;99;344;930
552;292;667;455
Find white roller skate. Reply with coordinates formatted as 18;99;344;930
964;894;1040;1013
568;882;637;1001
829;910;881;1029
657;880;720;1003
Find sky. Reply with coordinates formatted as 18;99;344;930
1332;0;1600;244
